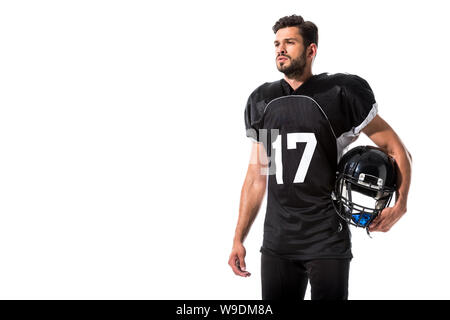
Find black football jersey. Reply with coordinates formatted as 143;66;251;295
244;73;378;260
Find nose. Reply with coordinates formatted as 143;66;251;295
276;45;286;56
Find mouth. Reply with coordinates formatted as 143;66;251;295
277;56;288;62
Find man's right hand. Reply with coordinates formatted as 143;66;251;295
228;242;251;277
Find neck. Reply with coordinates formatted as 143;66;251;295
284;69;313;91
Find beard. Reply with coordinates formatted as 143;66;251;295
276;49;307;78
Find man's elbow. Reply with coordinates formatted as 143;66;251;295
244;165;267;189
407;149;413;162
251;173;267;191
388;142;412;164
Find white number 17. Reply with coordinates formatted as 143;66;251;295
272;132;317;184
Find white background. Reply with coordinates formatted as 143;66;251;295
0;0;448;299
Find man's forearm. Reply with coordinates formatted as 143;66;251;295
363;115;412;210
386;136;412;209
233;173;266;244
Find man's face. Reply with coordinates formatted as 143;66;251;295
274;27;308;77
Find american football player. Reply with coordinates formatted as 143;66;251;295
228;14;412;300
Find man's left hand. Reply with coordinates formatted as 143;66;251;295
368;203;407;232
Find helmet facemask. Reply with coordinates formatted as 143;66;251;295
333;173;395;231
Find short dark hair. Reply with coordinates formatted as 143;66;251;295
272;15;318;48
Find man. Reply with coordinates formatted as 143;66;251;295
228;15;412;300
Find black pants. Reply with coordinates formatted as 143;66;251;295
261;253;351;300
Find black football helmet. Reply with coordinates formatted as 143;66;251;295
332;145;397;233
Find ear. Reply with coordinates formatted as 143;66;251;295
308;43;318;60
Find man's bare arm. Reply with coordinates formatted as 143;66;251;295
228;142;268;277
362;115;412;232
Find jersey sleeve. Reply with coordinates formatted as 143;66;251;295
341;74;378;135
244;85;267;142
336;74;378;161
